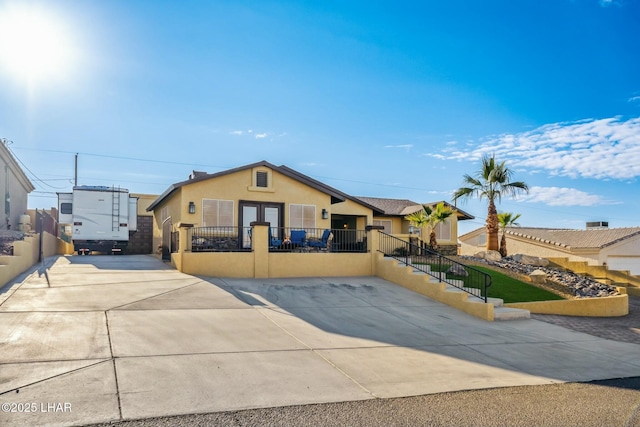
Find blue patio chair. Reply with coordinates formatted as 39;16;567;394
269;227;282;247
308;229;331;249
289;229;307;247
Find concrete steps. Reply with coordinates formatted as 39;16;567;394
493;306;531;321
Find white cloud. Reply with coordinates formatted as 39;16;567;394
384;144;413;150
629;96;640;103
599;0;621;7
230;130;283;140
516;186;619;207
443;116;640;180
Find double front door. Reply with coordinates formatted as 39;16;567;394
239;201;283;248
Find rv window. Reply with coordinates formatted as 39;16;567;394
61;203;72;214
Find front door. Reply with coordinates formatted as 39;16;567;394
239;201;284;248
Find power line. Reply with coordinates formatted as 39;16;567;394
12;147;233;170
6;144;70;190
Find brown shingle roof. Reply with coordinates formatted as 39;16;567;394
356;197;423;216
505;227;640;249
356;197;475;220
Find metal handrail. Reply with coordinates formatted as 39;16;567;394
378;232;492;303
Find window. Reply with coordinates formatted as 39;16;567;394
256;171;268;188
435;220;452;241
60;203;72;215
203;199;234;226
373;220;392;234
289;204;316;229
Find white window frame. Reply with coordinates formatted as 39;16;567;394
202;199;234;227
435;220;452;241
289;204;316;229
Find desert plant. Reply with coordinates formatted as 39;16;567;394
453;154;528;251
497;212;521;257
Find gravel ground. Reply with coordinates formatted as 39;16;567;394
87;378;640;427
0;231;31;255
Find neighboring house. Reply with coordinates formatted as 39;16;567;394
0;140;35;230
128;193;157;254
356;196;474;255
146;160;383;253
459;225;640;275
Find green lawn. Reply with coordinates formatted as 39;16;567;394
475;266;564;303
424;263;564;303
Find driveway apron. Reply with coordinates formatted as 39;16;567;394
1;255;640;426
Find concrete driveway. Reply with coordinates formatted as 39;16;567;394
1;255;640;427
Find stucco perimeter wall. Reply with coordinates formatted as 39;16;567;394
177;252;255;278
506;293;629;317
175;251;372;279
0;232;75;288
268;252;372;278
374;253;494;321
0;235;39;288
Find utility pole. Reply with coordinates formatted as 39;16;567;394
74;153;78;187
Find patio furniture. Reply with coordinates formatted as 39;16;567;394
290;229;307;247
308;229;331;250
269;227;282;247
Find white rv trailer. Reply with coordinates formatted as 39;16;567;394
57;186;138;255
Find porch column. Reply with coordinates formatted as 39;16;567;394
177;222;194;253
251;222;269;278
173;222;194;273
366;225;383;275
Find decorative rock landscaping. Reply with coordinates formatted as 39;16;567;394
462;253;620;298
0;230;31;256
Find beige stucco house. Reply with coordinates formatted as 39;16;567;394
0;140;35;230
146;160;383;255
357;197;474;255
459;226;640;276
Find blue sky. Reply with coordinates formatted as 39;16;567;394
0;0;638;235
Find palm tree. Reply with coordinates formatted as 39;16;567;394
405;202;454;251
453;154;529;252
497;212;521;257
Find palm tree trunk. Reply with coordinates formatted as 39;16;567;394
500;232;507;257
429;231;438;250
486;200;499;251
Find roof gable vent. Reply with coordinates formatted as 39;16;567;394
256;171;268;188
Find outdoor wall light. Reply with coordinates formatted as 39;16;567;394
408;225;415;235
188;201;196;214
321;208;329;219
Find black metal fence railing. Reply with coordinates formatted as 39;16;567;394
378;232;492;303
189;226;252;252
268;227;367;253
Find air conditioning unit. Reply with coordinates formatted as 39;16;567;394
586;221;609;229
